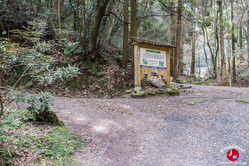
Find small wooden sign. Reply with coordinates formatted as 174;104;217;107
131;37;175;89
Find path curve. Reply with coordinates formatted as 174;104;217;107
52;85;249;166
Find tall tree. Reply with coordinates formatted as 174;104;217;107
69;0;77;31
170;1;176;77
57;0;62;40
247;0;249;65
122;0;129;69
174;0;182;79
81;0;87;54
76;0;83;51
218;0;227;86
130;0;138;75
231;0;236;83
88;0;110;61
227;34;232;86
191;5;196;75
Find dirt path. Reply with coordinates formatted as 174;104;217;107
52;85;249;166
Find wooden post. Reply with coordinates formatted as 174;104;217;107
166;48;171;87
134;45;141;88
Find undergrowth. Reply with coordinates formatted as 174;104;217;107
0;108;84;165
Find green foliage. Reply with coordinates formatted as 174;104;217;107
239;68;249;77
0;109;84;165
193;81;199;85
36;64;80;85
61;40;81;61
25;92;51;115
0;20;80;119
40;127;83;160
180;85;191;89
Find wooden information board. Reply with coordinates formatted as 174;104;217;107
131;37;175;89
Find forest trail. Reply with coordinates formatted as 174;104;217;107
52;85;249;166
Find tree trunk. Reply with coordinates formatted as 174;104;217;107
0;90;3;118
227;36;232;86
69;0;77;31
122;0;129;69
247;1;249;65
174;0;182;79
191;21;196;75
218;0;227;86
231;0;236;83
170;2;176;77
76;0;84;53
130;0;138;75
105;0;115;39
198;53;201;78
57;0;62;40
239;23;243;60
180;34;184;74
0;19;5;37
88;0;110;61
214;13;219;78
81;0;87;55
0;75;3;118
202;28;213;78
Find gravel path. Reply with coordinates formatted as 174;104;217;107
52;85;249;166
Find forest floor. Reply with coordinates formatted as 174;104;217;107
52;84;249;166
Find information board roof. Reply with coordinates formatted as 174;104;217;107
131;37;176;48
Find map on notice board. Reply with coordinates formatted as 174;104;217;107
140;48;166;69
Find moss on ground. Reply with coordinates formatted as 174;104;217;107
0;109;84;166
122;85;181;98
131;90;147;97
175;78;187;84
186;98;207;106
236;99;249;104
121;94;132;99
35;110;64;126
148;88;158;95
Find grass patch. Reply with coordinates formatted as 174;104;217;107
186;98;207;106
236;99;249;104
175;78;187;84
0;108;84;166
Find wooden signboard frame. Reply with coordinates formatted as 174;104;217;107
131;37;175;89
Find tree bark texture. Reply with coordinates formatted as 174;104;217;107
247;1;249;64
122;0;129;69
88;0;110;60
57;0;62;40
130;0;138;75
231;0;236;83
0;19;5;37
170;2;176;77
218;0;227;86
191;21;196;75
174;0;182;79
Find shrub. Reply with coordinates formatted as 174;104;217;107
0;20;80;119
